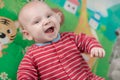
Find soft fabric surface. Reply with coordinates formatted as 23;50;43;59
0;0;120;80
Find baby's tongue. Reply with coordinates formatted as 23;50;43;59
45;27;54;33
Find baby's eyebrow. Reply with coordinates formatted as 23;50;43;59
46;10;54;14
33;16;41;20
46;12;51;15
30;17;41;24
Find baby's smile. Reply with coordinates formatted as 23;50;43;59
44;22;55;34
45;26;54;33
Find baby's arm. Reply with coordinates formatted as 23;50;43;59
17;53;38;80
90;47;105;58
69;32;105;57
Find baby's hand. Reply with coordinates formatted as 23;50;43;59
90;47;105;58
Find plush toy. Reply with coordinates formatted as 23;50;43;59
109;28;120;62
108;28;120;80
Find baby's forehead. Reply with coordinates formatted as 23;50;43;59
22;2;51;16
23;1;48;10
20;2;49;16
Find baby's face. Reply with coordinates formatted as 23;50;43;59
19;2;61;43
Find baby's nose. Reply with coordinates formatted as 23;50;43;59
44;21;50;26
43;19;51;26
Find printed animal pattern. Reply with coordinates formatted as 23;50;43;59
0;16;17;57
0;0;4;8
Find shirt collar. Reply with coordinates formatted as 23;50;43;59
35;33;60;46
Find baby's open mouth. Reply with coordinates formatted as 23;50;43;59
45;26;54;33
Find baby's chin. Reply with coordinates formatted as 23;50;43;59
36;32;58;43
48;37;57;41
48;35;58;41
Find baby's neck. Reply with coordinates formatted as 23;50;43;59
35;33;60;46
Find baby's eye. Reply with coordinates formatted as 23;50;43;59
32;21;39;24
47;14;52;18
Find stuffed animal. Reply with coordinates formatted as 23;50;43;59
109;28;120;62
108;28;120;80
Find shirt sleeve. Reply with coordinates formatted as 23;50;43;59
17;51;39;80
70;33;102;53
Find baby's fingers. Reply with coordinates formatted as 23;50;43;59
97;48;105;58
90;49;98;57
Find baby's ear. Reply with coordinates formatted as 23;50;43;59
56;12;62;24
22;29;33;40
52;8;64;25
15;21;33;40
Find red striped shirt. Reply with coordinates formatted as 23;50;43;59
17;32;104;80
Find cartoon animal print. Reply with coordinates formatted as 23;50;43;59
0;16;17;57
0;0;4;8
108;28;120;80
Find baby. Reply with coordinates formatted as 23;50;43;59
17;1;105;80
